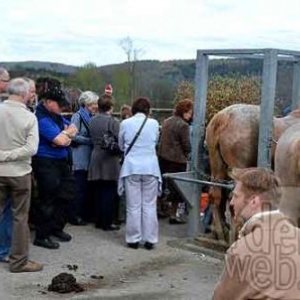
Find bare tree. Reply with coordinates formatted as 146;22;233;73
119;36;144;103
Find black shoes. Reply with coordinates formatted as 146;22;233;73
127;242;139;249
127;242;154;250
169;217;187;225
34;237;60;249
69;217;87;226
52;231;72;242
144;242;154;250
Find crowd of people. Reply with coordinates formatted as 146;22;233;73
0;68;193;272
1;66;300;299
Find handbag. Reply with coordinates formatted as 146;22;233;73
100;117;122;155
120;116;148;165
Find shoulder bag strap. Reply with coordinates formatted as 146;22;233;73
124;116;148;156
78;112;90;135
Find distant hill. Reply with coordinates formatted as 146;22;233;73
0;61;77;74
0;58;294;109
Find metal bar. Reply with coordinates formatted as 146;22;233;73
150;108;174;112
257;49;278;168
197;49;268;55
194;51;209;170
291;60;300;110
163;173;234;189
197;48;300;57
275;49;300;57
183;51;209;237
228;54;298;62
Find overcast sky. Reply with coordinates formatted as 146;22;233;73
1;0;300;67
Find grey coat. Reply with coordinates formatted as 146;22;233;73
71;111;93;171
88;113;120;181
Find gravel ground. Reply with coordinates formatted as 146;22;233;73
0;219;224;300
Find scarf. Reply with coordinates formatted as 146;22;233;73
78;107;92;124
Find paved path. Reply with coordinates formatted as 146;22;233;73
0;219;224;299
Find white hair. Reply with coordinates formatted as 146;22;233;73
7;78;30;97
78;91;99;107
23;77;35;86
0;67;9;80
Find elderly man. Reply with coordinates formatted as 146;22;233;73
213;167;300;299
0;78;42;272
0;67;9;100
32;79;78;250
24;77;37;111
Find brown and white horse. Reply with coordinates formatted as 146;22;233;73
275;122;300;226
205;104;300;240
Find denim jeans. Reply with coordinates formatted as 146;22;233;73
0;200;13;259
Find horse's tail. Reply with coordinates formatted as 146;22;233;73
206;112;230;176
206;112;230;205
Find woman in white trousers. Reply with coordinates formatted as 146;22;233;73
118;97;162;250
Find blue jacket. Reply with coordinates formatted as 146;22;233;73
71;110;93;171
35;103;70;159
118;113;162;195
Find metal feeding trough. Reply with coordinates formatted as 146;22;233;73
163;48;300;245
163;171;234;238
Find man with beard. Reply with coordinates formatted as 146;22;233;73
213;167;300;299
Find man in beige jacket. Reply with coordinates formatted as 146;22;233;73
0;78;42;272
213;167;300;300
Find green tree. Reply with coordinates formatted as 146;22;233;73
111;68;131;109
173;80;195;104
66;62;105;94
174;75;262;122
151;79;175;108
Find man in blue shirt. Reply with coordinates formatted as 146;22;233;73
32;80;78;250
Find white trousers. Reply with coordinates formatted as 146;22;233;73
124;174;159;244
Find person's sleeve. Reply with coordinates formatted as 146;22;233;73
38;117;61;142
213;253;254;300
0;117;39;161
178;123;191;158
71;113;92;145
63;117;70;126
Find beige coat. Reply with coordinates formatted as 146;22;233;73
213;211;300;300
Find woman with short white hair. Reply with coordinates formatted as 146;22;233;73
69;91;99;225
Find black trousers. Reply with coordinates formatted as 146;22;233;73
70;170;95;222
32;157;75;239
159;157;187;204
94;179;117;229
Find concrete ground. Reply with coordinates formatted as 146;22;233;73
0;219;224;300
